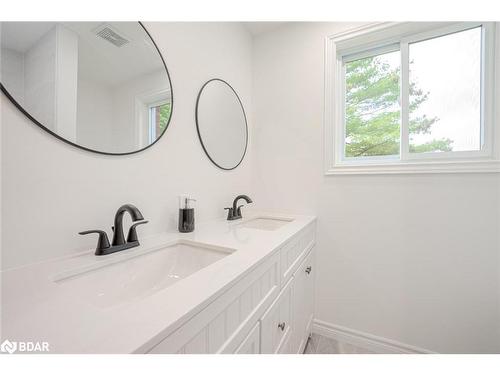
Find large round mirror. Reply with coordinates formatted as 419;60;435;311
195;79;248;170
0;22;172;155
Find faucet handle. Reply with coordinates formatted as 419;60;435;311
79;230;110;252
126;221;149;243
224;207;234;220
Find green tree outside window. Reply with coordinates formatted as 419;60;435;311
345;54;452;158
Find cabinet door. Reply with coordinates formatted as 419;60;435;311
260;278;293;354
291;248;315;354
234;322;260;354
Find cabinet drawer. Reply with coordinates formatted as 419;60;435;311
233;322;260;354
260;277;293;354
280;223;315;286
148;252;280;354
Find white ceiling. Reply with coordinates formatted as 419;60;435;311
1;22;56;52
64;22;165;87
242;22;287;36
1;22;167;87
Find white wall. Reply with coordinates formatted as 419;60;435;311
76;79;114;150
23;26;57;131
54;24;78;142
110;69;170;152
3;24;79;139
76;70;168;152
252;22;500;353
0;48;25;104
1;22;253;269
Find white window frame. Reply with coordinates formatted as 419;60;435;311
324;22;500;174
148;98;169;144
134;88;171;148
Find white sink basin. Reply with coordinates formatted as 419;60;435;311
53;240;235;308
238;217;294;231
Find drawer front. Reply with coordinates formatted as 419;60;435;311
280;222;315;286
148;252;280;354
260;277;293;354
233;322;260;354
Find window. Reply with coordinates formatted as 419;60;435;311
408;28;481;154
344;47;401;160
135;88;172;148
148;100;171;144
325;22;499;174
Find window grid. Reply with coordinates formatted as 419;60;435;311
337;23;493;165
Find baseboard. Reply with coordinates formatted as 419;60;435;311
312;319;436;354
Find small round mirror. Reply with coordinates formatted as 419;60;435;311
0;22;172;155
195;79;248;170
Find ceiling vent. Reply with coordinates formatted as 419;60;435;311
94;24;130;47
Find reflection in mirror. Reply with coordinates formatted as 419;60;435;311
196;79;248;170
0;22;172;154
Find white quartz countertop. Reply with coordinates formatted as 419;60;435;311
1;213;316;353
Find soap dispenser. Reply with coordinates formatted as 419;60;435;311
178;195;196;233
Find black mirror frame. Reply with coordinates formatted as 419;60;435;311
0;21;173;156
195;78;248;171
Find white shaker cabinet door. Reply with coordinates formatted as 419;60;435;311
260;278;293;354
290;247;315;353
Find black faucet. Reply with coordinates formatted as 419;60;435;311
225;195;253;220
79;204;148;256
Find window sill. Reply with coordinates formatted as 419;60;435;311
325;159;500;175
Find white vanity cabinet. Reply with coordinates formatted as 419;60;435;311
147;221;316;354
260;246;315;354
